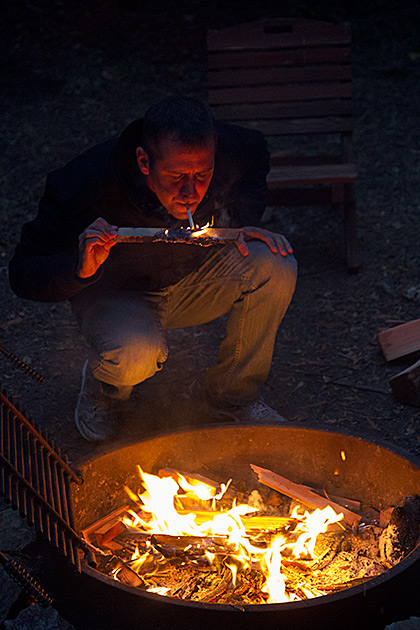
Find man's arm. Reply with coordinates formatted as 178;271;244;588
9;177;104;303
9;140;120;303
234;226;293;257
76;218;117;279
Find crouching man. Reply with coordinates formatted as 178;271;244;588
9;95;297;441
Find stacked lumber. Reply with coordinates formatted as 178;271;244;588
378;319;420;406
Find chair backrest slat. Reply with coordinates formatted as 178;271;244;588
208;65;352;88
233;117;353;136
208;46;351;69
207;18;353;140
209;83;352;105
211;99;353;121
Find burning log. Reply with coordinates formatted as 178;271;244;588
82;463;396;607
379;495;420;566
116;227;241;247
250;464;362;527
150;533;228;559
159;468;222;492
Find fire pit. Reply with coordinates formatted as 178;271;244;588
33;424;420;630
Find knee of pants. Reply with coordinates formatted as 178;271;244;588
92;329;167;387
247;241;298;299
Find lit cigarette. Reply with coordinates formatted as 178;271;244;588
187;206;194;230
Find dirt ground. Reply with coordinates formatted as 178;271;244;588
1;0;420;625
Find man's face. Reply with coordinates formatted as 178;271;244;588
137;137;215;220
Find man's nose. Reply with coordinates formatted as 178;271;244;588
181;178;197;198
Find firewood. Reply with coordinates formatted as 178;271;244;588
159;468;221;492
114;561;144;587
150;533;228;558
378;318;420;361
81;504;130;544
389;358;420;406
250;465;361;527
174;508;295;531
312;488;361;512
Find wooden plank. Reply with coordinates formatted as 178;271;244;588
208;47;351;69
211;100;353;122
81;504;130;544
207;20;350;51
267;163;357;185
234;117;353;136
250;464;361;527
207;65;351;88
208;83;352;105
378;319;420;360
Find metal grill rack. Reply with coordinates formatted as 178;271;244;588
0;387;91;572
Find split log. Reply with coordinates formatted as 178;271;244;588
159;468;222;493
389;358;420;406
173;509;295;531
114;561;144;587
150;534;227;559
83;503;295;551
250;465;361;527
311;488;361;512
378;318;420;361
81;505;130;545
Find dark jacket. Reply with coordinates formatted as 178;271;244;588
9;120;270;303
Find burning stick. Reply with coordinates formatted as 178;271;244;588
250;465;362;527
158;468;224;494
115;226;242;244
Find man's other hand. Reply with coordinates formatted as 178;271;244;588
235;226;293;257
76;218;118;278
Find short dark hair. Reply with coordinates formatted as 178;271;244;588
141;95;216;164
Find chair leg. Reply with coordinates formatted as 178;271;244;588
343;183;359;272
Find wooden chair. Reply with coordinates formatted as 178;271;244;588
206;18;359;271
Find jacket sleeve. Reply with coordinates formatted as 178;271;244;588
9;171;103;303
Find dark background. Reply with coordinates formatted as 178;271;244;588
1;0;420;458
1;0;420;627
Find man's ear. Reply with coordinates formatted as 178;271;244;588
136;147;150;175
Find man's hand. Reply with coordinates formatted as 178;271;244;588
235;226;293;257
76;218;118;278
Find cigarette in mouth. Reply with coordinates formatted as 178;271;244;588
187;206;194;230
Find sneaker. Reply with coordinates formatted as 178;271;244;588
208;397;287;424
74;360;118;441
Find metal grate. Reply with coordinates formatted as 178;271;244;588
0;387;92;572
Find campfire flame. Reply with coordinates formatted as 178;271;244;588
114;466;343;603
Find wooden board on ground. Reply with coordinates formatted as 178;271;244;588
378;319;420;361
